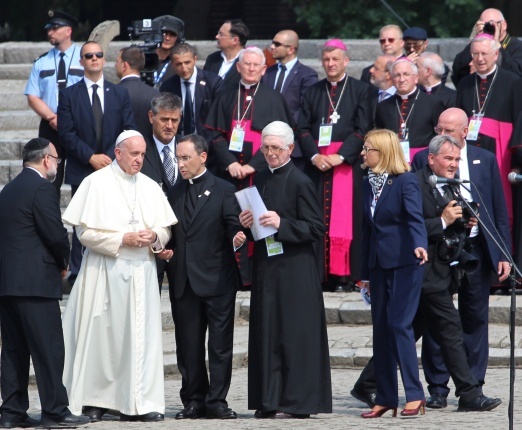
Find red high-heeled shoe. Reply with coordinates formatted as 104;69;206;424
361;406;397;419
400;399;426;416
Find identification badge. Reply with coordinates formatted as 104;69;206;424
229;127;245;152
399;123;409;140
318;124;333;147
467;117;482;141
265;234;284;256
400;139;410;163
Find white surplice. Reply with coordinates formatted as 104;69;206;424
61;161;177;415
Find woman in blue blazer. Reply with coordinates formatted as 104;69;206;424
359;129;428;418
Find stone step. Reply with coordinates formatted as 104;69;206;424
0;92;29;111
0;110;39;130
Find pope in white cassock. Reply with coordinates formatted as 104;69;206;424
61;130;178;423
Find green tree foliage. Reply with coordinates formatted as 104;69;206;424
285;0;484;38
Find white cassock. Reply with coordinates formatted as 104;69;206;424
61;161;177;415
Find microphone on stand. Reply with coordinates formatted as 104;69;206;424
508;172;522;183
428;175;470;188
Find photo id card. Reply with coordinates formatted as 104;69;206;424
229;128;245;152
265;234;284;257
467;118;482;141
318;124;333;147
400;139;410;163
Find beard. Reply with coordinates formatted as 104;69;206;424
46;166;57;182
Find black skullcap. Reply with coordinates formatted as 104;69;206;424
23;137;50;162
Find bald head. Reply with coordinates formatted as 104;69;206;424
480;8;504;22
479;8;507;41
270;30;299;63
436;108;469;146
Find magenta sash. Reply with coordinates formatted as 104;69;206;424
410;146;427;163
476;117;513;225
319;142;352;275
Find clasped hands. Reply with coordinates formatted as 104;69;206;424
122;229;157;248
227;162;255;179
239;209;280;230
313;154;344;171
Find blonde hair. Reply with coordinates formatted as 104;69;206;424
364;129;410;174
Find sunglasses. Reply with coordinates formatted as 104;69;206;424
83;52;104;60
379;38;397;44
272;40;292;48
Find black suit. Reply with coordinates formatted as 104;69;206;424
160;68;223;140
203;51;241;91
353;166;483;404
118;75;159;137
420;83;456;110
166;171;242;410
0;168;71;422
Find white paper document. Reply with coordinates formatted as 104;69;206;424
235;186;277;241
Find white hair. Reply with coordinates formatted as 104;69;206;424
262;121;294;147
238;46;266;65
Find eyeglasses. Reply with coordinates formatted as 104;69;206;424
379;38;397;44
470;51;495;59
271;40;292;48
174;155;194;163
241;61;264;69
404;41;426;50
434;126;456;134
362;146;379;154
217;31;233;38
82;52;104;60
260;145;286;154
47;154;62;164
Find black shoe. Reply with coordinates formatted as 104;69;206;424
175;406;204;419
82;407;107;422
138;412;164;422
0;415;40;428
426;393;448;409
119;414;138;422
350;388;376;408
206;407;237;419
254;410;276;419
274;411;310;419
458;395;502;412
40;413;90;428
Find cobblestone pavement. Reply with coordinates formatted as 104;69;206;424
26;366;520;429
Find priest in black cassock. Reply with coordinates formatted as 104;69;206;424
456;33;519;227
375;58;444;161
297;39;372;291
417;52;456;110
239;121;332;419
204;46;294;286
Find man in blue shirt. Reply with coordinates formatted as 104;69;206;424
24;10;83;194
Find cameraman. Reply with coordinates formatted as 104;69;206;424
152;15;185;88
351;135;502;412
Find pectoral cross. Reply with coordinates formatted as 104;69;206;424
330;110;340;124
129;214;139;230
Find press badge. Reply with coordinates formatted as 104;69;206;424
318;124;333;147
467;117;482;141
400;139;410;163
229;127;245;152
265;234;284;256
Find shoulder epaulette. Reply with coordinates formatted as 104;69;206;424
34;51;50;62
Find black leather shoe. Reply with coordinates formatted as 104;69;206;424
426;393;447;409
350;388;376;408
82;407;107;422
206;407;237;419
254;410;276;418
119;414;138;421
40;413;90;428
175;406;204;419
0;415;40;428
274;411;310;419
458;395;502;412
138;412;164;422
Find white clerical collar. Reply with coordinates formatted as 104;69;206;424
399;88;418;100
112;159;136;178
424;82;441;93
119;74;141;81
269;159;291;172
84;75;104;89
477;65;497;80
241;80;259;89
188;168;207;184
26;166;44;178
153;135;175;156
328;73;346;86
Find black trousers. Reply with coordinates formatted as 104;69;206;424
171;283;236;410
0;297;70;420
38;119;64;196
354;287;481;403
